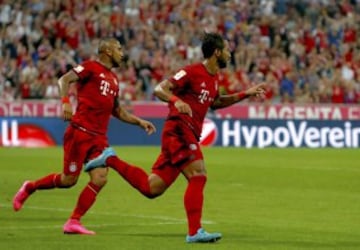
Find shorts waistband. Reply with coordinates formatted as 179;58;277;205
71;123;100;136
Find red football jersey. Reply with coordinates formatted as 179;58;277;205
168;63;219;138
71;60;119;134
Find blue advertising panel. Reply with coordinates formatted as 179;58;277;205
0;118;164;147
0;117;359;148
216;119;360;148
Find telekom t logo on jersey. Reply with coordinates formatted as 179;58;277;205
198;89;210;104
100;80;110;96
99;79;117;96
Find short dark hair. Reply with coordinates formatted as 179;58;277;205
201;32;224;59
98;37;119;54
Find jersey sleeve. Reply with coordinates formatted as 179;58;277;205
169;66;192;89
72;61;93;83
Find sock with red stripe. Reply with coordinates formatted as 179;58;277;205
184;175;207;236
106;156;152;197
70;182;102;220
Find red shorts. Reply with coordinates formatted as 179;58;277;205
152;119;203;186
63;125;109;176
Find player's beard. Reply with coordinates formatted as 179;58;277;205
217;57;227;69
113;55;128;68
112;58;121;67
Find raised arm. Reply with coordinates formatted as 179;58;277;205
211;83;266;110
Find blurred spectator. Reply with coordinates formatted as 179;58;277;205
43;76;60;100
280;71;295;102
1;80;15;100
0;0;360;105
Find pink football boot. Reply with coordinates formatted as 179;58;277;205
13;181;32;211
63;219;96;235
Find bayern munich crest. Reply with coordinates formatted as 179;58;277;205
200;118;218;146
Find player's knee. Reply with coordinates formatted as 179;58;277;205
146;187;164;199
144;193;158;199
147;174;167;199
89;167;108;187
193;169;207;176
61;175;78;187
90;172;108;187
93;177;107;187
182;160;207;178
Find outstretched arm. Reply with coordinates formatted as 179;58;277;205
211;83;266;110
112;99;156;135
154;79;192;117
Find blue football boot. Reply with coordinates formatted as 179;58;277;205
84;147;116;172
186;228;222;243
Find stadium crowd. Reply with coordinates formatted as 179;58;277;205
0;0;360;104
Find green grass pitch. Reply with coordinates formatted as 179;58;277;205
0;147;359;250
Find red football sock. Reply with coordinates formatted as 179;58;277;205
30;173;62;192
106;156;152;197
184;175;207;236
70;182;102;220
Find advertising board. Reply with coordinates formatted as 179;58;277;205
0;118;358;148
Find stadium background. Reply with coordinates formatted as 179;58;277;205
1;1;360;250
0;0;359;148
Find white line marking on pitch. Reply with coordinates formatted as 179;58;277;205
1;204;215;231
1;221;187;231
